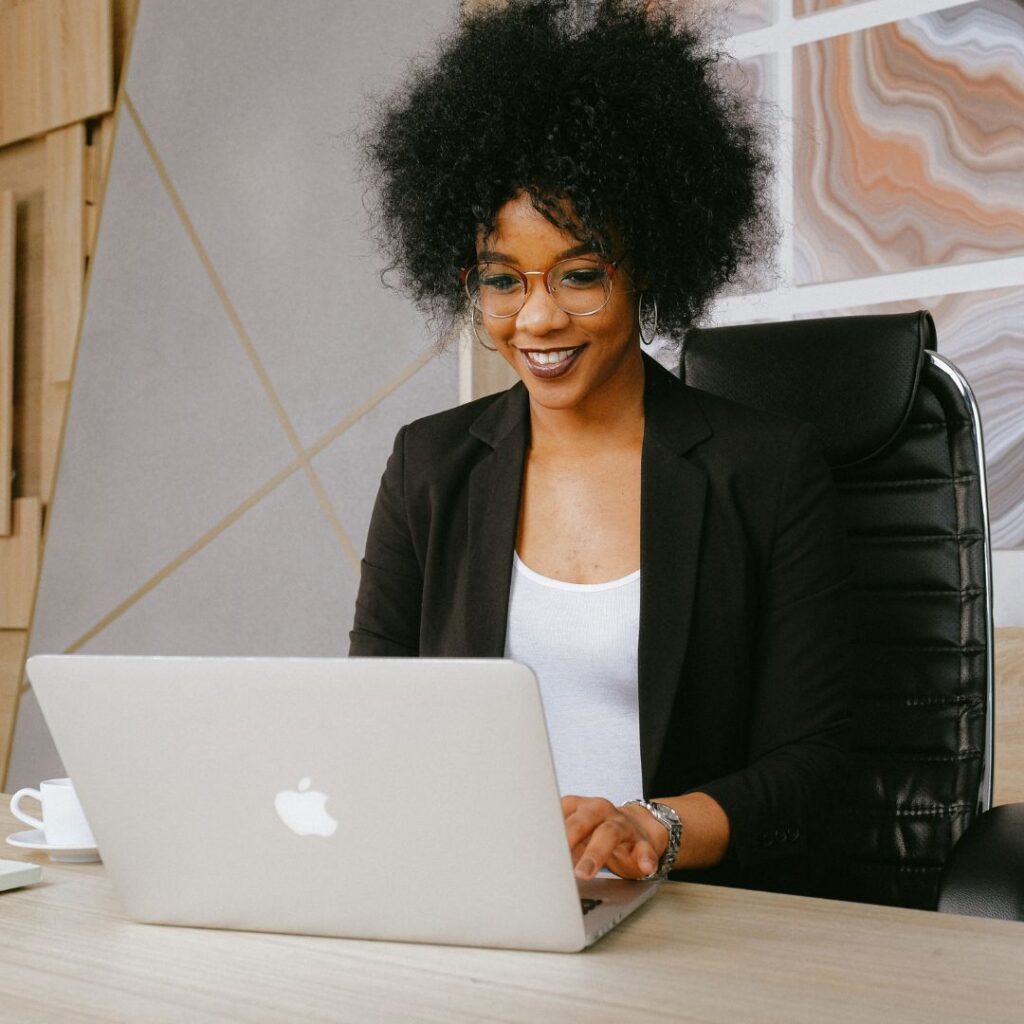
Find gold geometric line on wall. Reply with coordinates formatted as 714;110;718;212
299;462;360;571
62;458;307;655
298;346;436;463
122;92;361;571
59;346;436;656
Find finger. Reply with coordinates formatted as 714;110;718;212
599;837;659;881
570;839;589;866
561;794;584;819
631;839;660;878
574;820;629;880
564;798;617;849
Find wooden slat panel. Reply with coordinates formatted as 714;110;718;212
0;137;45;502
0;132;47;198
39;379;65;505
0;191;14;535
0;628;27;790
110;0;139;85
0;0;113;148
84;118;103;260
0;496;40;628
43;121;84;385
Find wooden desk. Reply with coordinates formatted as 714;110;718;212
1;806;1022;1023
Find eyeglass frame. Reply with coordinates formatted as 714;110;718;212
459;254;627;319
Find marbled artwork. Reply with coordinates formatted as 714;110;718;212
683;0;774;37
717;51;778;296
726;0;775;34
794;0;867;16
794;0;1024;285
796;287;1024;549
734;51;777;104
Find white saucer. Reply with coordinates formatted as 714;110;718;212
6;829;100;863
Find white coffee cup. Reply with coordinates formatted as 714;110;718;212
10;777;96;848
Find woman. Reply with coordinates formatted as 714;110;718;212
351;0;850;894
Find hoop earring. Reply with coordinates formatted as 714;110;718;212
638;293;659;347
471;307;497;352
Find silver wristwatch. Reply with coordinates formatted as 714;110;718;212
623;799;683;880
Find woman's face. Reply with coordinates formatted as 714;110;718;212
475;193;642;414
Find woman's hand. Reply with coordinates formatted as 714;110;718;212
562;795;668;881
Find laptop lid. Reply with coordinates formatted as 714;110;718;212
27;655;599;951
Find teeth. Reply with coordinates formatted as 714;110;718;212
526;348;578;366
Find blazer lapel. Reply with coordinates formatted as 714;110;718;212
463;383;530;657
458;358;711;792
639;356;711;792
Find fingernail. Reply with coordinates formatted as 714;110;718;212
576;859;595;878
641;856;656;873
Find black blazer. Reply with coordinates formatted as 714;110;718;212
350;354;851;892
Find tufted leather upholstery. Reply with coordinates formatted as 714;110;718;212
682;312;994;910
937;804;1024;919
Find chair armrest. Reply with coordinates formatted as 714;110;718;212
937;803;1024;921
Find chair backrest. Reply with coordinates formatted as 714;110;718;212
682;312;995;910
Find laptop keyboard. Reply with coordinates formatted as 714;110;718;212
580;898;603;915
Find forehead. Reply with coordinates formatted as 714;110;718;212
477;193;595;262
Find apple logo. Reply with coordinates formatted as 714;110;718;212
274;777;338;837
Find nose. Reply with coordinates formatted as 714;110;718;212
514;277;571;337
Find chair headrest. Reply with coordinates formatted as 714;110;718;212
681;311;935;468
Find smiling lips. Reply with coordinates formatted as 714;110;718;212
520;345;585;379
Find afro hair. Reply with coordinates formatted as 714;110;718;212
362;0;776;346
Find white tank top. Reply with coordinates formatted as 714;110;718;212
504;553;643;807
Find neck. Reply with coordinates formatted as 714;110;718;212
528;350;646;455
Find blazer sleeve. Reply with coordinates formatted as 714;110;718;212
694;422;852;873
349;426;423;656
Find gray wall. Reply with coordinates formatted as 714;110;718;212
10;0;461;787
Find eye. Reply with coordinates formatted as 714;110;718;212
475;262;524;294
557;262;610;290
479;272;522;293
558;266;608;289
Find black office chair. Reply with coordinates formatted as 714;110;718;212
682;312;1024;919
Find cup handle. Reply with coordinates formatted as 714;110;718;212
10;788;44;830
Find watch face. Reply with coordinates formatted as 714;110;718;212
652;801;680;823
649;802;680;832
649;803;682;877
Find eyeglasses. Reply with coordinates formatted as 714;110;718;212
460;255;620;319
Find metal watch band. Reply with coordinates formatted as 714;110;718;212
623;799;683;880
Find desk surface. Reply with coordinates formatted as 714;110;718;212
1;804;1022;1024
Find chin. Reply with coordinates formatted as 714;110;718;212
521;375;597;412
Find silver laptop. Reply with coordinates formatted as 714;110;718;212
26;655;658;952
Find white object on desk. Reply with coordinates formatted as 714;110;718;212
25;653;657;951
6;828;99;863
9;777;96;847
0;857;42;891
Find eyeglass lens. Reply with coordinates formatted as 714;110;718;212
466;258;612;317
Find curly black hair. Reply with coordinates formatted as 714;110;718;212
362;0;775;345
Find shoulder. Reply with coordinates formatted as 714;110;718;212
399;388;508;445
690;384;813;453
646;355;816;465
399;382;512;450
694;388;828;516
388;381;525;485
645;358;831;539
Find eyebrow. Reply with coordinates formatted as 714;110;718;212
477;241;601;264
